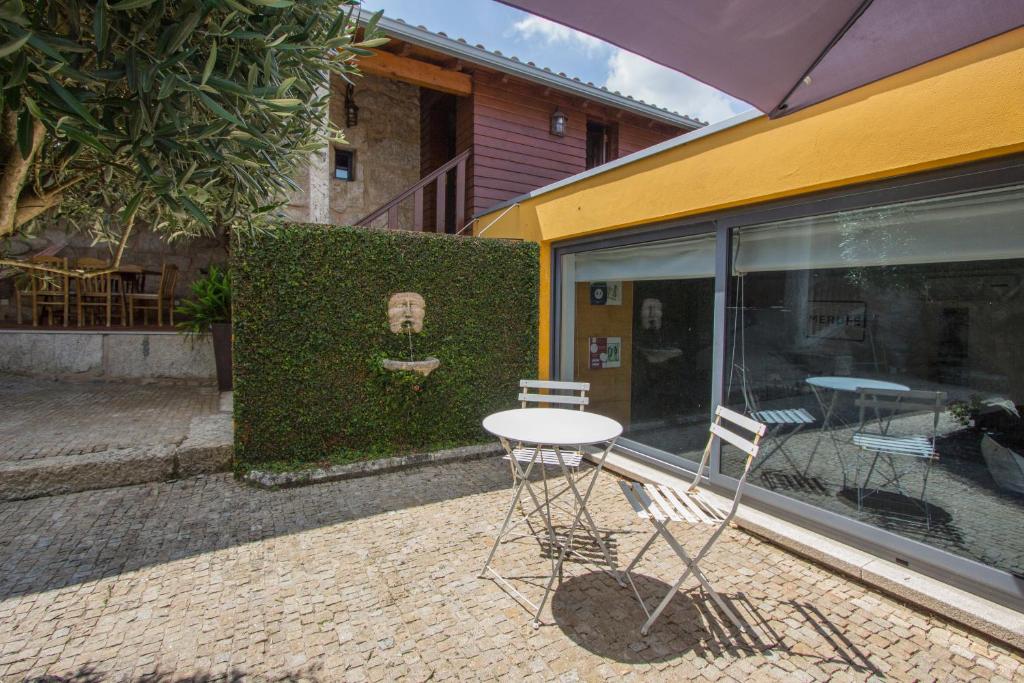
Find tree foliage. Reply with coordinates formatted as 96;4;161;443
0;0;384;263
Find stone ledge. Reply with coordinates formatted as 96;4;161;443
243;442;503;489
0;409;233;501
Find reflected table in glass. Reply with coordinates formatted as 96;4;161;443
479;407;622;628
805;377;911;483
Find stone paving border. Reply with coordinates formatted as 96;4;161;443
243;442;503;489
0;408;232;502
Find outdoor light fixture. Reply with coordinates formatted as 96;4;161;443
550;108;567;137
345;84;359;128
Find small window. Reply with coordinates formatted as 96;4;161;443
334;149;355;181
586;121;617;170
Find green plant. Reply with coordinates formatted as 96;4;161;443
232;225;539;469
0;0;385;265
176;264;230;337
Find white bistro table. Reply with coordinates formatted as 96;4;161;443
479;407;622;628
805;377;912;479
806;376;911;430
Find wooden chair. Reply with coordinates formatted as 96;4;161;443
27;255;70;327
127;263;178;327
620;405;767;635
76;257;113;327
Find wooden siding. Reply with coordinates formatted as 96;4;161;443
467;71;685;216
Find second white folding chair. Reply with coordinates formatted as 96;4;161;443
503;379;590;538
619;405;767;635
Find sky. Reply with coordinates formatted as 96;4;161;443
358;0;752;124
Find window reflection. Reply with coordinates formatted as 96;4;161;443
723;186;1024;578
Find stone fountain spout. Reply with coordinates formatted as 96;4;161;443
382;292;440;377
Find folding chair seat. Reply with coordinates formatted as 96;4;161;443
619;405;766;635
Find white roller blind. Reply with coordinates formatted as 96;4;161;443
574;234;716;282
734;185;1024;273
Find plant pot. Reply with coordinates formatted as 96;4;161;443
211;322;233;391
980;433;1024;495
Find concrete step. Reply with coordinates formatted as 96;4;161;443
0;411;232;501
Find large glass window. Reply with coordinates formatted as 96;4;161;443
560;233;715;464
723;185;1024;578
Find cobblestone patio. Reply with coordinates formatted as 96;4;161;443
0;376;220;463
1;459;1021;681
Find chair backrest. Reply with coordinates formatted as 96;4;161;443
77;257;108;269
518;379;590;411
689;405;767;522
855;388;946;444
29;255;69;294
157;264;179;300
77;258;111;295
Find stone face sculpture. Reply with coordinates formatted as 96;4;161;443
387;292;426;334
641;298;663;331
382;291;440;377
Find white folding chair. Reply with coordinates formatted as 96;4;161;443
503;380;590;535
619;405;766;635
852;388;946;527
734;364;816;476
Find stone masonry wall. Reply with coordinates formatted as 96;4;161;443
285;73;421;228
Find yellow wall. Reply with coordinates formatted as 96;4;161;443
476;28;1024;378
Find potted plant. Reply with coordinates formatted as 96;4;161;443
176;265;232;391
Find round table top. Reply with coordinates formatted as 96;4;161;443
483;408;622;446
806;376;911;392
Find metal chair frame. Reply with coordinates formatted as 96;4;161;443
620;405;766;635
502;380;591;539
734;364;817;476
852;388;946;526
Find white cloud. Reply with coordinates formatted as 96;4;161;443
510;16;605;56
604;50;749;124
509;15;751;124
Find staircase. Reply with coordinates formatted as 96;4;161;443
357;149;470;232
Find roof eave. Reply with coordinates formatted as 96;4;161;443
359;14;704;131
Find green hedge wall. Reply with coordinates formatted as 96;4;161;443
233;224;539;467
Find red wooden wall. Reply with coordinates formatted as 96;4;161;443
465;70;687;217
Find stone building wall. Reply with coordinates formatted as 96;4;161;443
285;73;421;228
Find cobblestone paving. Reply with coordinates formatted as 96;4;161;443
0;376;219;462
1;460;1021;681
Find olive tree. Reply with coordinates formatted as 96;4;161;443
0;0;384;274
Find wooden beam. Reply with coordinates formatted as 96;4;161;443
360;51;472;96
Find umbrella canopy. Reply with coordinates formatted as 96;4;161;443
497;0;1024;117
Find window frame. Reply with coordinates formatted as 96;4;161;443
551;153;1024;609
334;147;355;182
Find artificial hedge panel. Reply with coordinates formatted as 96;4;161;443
233;224;539;466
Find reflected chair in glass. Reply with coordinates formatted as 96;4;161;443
503;379;590;542
619;405;766;635
27;255;70;326
75;257;113;327
851;388;946;527
127;263;178;326
733;364;817;477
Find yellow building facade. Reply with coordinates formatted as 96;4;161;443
474;28;1024;609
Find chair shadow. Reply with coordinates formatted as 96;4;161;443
836;487;965;548
550;571;777;664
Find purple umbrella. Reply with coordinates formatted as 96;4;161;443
497;0;1024;117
